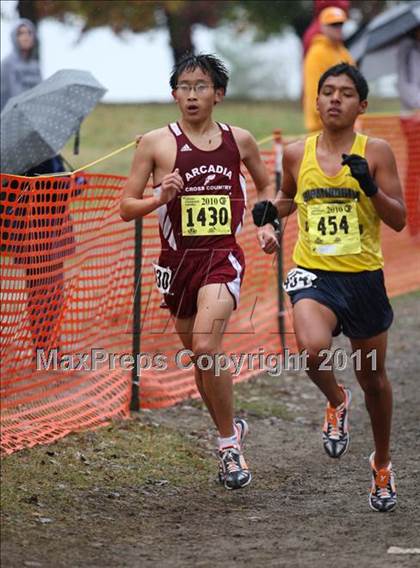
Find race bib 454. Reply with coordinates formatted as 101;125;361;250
308;201;361;256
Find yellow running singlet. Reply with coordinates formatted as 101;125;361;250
293;133;383;272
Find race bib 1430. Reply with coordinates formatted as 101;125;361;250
181;195;232;236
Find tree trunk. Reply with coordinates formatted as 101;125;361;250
17;0;39;26
351;0;386;24
165;8;195;63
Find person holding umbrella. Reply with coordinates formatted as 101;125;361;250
397;25;420;237
345;2;420;235
1;28;105;359
1;18;65;357
1;18;66;174
397;26;420;109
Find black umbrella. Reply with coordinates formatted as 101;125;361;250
348;1;420;80
365;1;420;52
348;1;420;62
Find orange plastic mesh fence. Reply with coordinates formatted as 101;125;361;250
1;115;419;454
1;174;133;454
0;161;290;454
138;152;292;409
357;113;420;238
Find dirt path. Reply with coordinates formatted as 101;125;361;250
2;293;419;567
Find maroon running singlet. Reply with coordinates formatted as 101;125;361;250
154;121;247;318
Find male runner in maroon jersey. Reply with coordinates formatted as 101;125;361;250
120;53;277;490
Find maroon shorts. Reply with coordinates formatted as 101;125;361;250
157;246;245;319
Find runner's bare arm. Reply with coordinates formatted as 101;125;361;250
274;142;301;218
233;127;279;253
367;140;406;232
120;133;183;222
234;129;273;199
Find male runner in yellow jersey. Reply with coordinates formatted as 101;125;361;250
253;63;406;512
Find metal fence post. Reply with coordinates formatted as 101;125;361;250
273;129;286;353
130;217;142;411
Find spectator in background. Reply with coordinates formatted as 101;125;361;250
0;18;41;110
397;26;420;236
397;26;420;110
1;18;71;358
302;0;350;56
1;18;65;173
303;7;355;132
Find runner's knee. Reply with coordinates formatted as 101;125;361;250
297;336;330;363
358;371;389;396
191;338;219;358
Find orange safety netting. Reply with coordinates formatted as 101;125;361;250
1;174;134;453
138;152;291;409
0;161;289;454
1;114;419;454
357;113;420;239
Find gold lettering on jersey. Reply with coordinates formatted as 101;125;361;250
181;195;232;236
307;201;361;255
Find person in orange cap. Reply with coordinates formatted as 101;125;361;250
302;0;350;56
303;6;355;132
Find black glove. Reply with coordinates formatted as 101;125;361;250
252;200;279;228
341;153;378;197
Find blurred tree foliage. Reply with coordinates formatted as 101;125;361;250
17;0;391;63
18;0;225;61
16;1;314;40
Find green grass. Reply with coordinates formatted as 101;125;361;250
390;289;420;303
0;376;292;523
63;98;402;177
1;418;214;519
234;373;292;420
188;377;292;420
